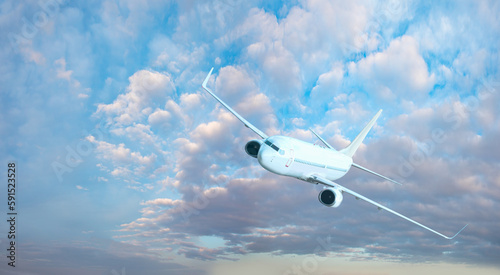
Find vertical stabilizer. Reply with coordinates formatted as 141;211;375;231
340;110;382;157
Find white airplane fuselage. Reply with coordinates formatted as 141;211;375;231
255;136;353;181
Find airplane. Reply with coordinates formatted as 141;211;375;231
201;67;468;239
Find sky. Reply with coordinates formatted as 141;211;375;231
1;0;500;274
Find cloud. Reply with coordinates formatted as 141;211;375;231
214;65;278;135
148;108;172;127
96;70;175;126
180;93;202;110
348;35;436;100
55;58;73;81
87;135;157;179
6;240;198;275
215;66;259;105
116;177;320;260
110;123;160;146
310;62;344;104
282;0;370;74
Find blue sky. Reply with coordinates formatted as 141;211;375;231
1;0;500;274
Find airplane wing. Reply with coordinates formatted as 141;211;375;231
308;174;468;239
202;68;269;139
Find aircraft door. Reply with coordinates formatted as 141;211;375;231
285;149;294;167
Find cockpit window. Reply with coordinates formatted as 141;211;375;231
264;140;280;152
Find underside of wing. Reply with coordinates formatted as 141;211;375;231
202;68;268;139
308;175;468;239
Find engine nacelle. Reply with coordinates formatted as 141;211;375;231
318;188;343;208
245;139;263;158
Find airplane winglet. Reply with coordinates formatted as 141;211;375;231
447;223;469;240
202;67;214;89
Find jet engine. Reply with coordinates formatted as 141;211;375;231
318;188;343;208
245;139;263;158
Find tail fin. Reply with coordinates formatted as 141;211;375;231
340;109;382;157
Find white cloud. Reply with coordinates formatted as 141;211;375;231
326;101;370;124
76;185;88;191
52;57;90;98
215;66;259;105
310;62;344;104
55;58;73;81
348;35;436;100
142;198;179;207
87;136;157;179
291;117;306;127
110;123;159;146
180;93;202;110
111;166;132;177
282;0;370;74
248;40;301;95
453;49;489;80
173;138;202;155
148;109;172;127
214;66;278;135
234;93;273;119
149;35;207;75
235;9;301;95
146;98;191;133
96;70;175;125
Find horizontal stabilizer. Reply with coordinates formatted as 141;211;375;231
309;128;336;150
352;163;402;185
